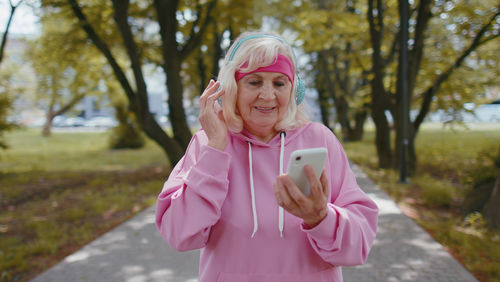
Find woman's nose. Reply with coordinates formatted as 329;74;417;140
259;83;275;100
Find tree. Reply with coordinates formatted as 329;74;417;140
269;0;372;141
26;8;107;136
312;0;371;141
60;0;218;166
182;0;265;99
367;0;499;171
0;0;24;149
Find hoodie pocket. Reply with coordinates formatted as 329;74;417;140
216;267;339;282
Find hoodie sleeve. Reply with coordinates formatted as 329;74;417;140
301;127;378;266
155;131;231;251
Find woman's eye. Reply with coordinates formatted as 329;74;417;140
249;81;261;86
274;81;285;87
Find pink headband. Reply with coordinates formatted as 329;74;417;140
235;54;294;84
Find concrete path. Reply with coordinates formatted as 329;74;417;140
31;164;477;282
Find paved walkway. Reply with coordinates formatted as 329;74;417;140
31;164;478;282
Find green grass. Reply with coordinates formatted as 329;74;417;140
0;128;171;281
0;129;166;173
343;122;500;281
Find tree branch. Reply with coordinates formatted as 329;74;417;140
153;0;180;68
407;0;433;96
180;0;217;60
66;0;137;107
382;28;399;69
478;32;500;46
53;93;86;117
111;0;150;115
0;0;23;64
413;7;500;131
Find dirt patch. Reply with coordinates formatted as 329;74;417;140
0;165;169;282
0;166;166;209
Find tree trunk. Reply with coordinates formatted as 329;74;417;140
211;30;223;80
483;169;500;227
164;58;192;149
197;49;208;95
371;99;392;168
369;42;392;168
336;96;352;141
368;0;392;168
317;50;337;133
153;0;217;150
113;0;186;164
42;113;54;137
348;109;367;141
316;83;333;132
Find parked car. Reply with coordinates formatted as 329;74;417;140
52;116;67;127
473;104;500;122
61;117;86;127
84;116;118;128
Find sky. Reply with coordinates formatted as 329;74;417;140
0;0;39;35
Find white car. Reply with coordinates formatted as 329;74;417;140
84;116;118;128
474;104;500;122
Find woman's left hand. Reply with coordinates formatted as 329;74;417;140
273;165;329;228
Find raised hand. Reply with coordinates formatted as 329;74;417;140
199;80;227;151
273;165;329;228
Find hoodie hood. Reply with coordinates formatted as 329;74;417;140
230;122;313;148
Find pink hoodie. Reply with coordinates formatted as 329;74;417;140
156;122;378;282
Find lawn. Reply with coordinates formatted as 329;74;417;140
0;128;171;281
343;122;500;281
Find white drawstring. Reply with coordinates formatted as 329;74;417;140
248;132;286;238
248;141;258;238
279;132;285;237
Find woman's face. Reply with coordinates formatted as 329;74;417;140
236;72;292;142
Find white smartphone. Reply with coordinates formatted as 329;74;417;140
286;147;328;196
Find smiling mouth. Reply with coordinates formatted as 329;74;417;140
254;106;276;113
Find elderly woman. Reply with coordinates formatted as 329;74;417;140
155;31;378;282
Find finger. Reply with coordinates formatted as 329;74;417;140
276;175;300;210
274;177;288;207
273;180;284;206
201;80;215;96
200;80;218;107
304;165;321;198
208;87;224;103
215;107;227;126
206;81;222;106
280;174;307;208
320;170;329;197
207;90;224;118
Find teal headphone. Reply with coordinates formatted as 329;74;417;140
227;34;306;105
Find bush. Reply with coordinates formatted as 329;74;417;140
108;104;145;150
0;95;14;149
412;174;455;207
462;146;500;214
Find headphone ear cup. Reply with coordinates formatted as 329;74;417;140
295;76;305;105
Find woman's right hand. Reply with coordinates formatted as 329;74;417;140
199;80;227;151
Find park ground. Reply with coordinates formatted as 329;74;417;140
0;122;499;281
